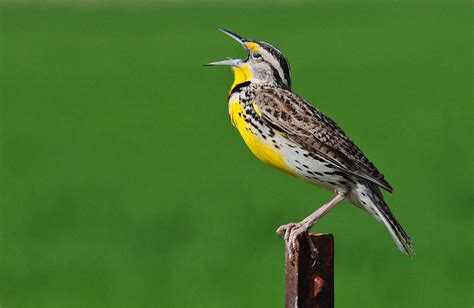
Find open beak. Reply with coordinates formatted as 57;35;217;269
205;28;249;67
205;58;242;67
218;28;249;48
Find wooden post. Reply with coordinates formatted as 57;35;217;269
285;233;334;308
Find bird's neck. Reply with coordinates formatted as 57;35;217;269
229;65;252;94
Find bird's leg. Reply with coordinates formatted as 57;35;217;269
276;192;345;263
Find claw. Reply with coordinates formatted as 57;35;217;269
276;225;286;238
276;222;309;264
284;227;290;241
276;193;345;266
276;222;321;266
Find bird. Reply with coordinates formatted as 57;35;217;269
206;29;413;261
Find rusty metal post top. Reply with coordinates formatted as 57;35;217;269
285;233;334;308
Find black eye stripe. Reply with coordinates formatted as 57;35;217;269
269;64;285;88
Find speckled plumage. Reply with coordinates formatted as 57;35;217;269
208;29;413;258
229;84;351;192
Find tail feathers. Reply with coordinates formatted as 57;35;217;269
355;183;414;257
371;195;414;257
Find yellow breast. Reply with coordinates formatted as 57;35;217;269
229;101;296;176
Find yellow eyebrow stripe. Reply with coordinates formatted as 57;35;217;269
245;42;260;52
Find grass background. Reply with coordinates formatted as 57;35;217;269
0;1;472;307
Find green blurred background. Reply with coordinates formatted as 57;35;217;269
0;0;472;307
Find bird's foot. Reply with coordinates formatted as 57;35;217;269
276;222;318;265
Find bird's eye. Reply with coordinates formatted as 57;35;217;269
252;53;262;60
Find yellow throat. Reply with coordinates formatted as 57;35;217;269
229;64;252;94
228;66;296;177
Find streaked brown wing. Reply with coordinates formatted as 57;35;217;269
254;87;394;192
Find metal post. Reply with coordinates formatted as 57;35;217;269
285;233;334;308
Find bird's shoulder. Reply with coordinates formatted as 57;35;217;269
253;86;394;192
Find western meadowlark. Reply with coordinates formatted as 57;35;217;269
206;29;413;260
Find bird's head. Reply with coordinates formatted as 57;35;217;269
206;29;292;92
